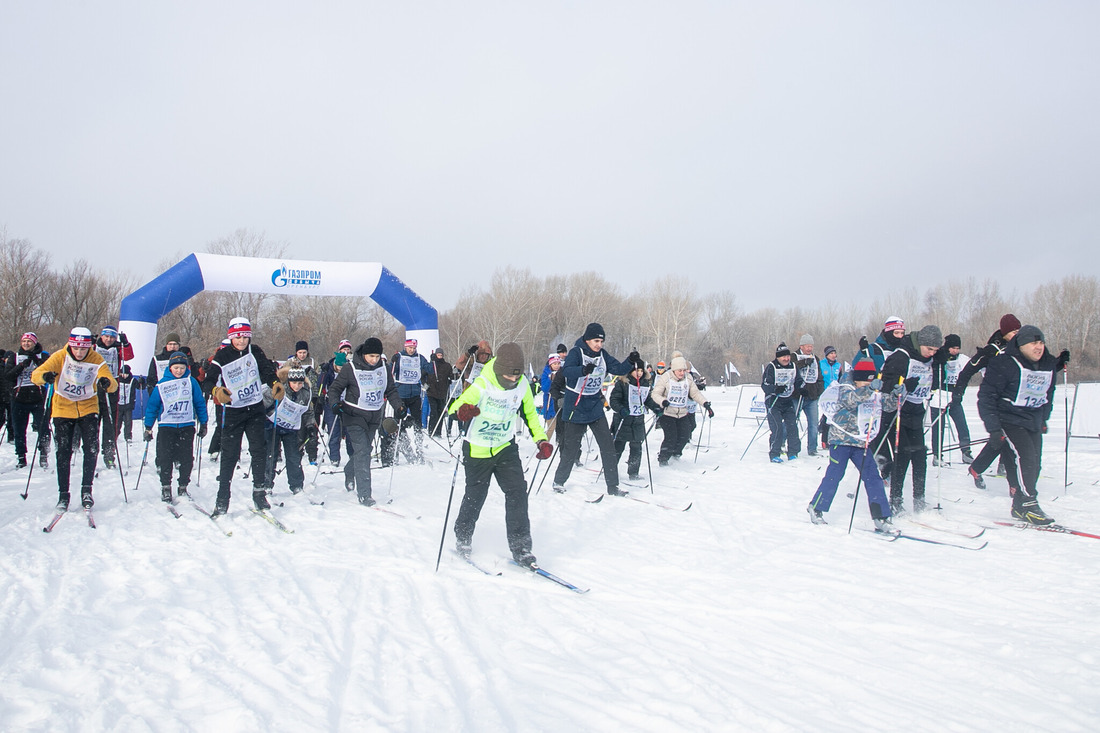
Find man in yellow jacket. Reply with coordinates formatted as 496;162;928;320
32;327;118;510
448;343;552;567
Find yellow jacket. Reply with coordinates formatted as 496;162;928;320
32;348;118;418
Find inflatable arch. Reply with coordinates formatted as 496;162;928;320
119;253;438;371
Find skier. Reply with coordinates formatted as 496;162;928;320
115;365;136;445
94;326;133;469
650;354;712;467
448;342;552;567
807;357;896;531
608;355;661;480
326;337;402;506
956;314;1021;489
146;332;193;392
538;354;562;419
424;347;454;438
201;318;281;515
854;316;906;370
284;340;321;465
5;332;51;468
794;334;823;456
929;334;972;466
819;346;843;390
762;343;804;463
265;366;314;496
977;325;1064;525
551;323;638;496
320;347;350;466
32;327;118;510
385;338;431;464
880;325;941;513
144;352;208;503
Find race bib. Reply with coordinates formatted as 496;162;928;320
154;358;170;380
466;361;484;384
1010;363;1053;408
96;345;120;377
773;367;795;398
348;365;387;411
905;360;933;405
219;352;263;407
467;382;526;448
273;397;309;430
118;381;133;405
799;357;819;385
571;353;606;396
667;379;690;408
944;358;963;386
397;355;421;385
627;384;650;416
56;357;101;400
16;354;35;389
819;383;842;421
157;378;194;425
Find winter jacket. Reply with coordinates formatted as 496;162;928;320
880;334;934;425
144;363;208;429
977;337;1058;435
448;358;547;458
271;382;316;434
609;373;660;441
956;330;1009;397
201;343;279;415
5;344;50;404
32;347;118;418
424;354;454;400
761;360;804;403
326;345;402;430
540;365;561;418
795;351;824;401
391;350;431;400
820;358;843;390
824;383;883;448
559;338;631;424
148;347;197;391
94;335;134;378
649;371;707;419
852;329;905;372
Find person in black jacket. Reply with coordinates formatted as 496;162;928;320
201;318;281;515
977;325;1064;525
5;333;51;468
880;325;941;513
763;343;804;463
929;334;972;466
956;314;1020;488
794;334;823;456
424;348;454;439
326;337;402;506
608;355;660;480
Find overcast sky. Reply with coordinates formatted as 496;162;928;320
2;1;1098;315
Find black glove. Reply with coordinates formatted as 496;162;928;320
627;350;641;365
858;336;869;352
703;402;714;418
903;377;920;393
198;422;208;438
120;332;129;346
467;344;479;356
661;399;670;408
620;408;630;417
394;405;408;420
582;363;596;375
143;428;153;442
42;371;57;384
988;429;1005;444
988;330;1003;346
1056;349;1070;371
332;402;344;416
98;377;112;390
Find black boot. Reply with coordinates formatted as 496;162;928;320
177;484;189;499
161;486;173;503
56;492;70;511
81;488;93;509
253;490;270;511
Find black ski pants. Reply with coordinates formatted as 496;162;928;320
658;414;692;463
344;422;379;502
12;399;48;459
930;400;971;457
890;419;928;506
454;441;532;556
54;414;99;495
266;427;305;492
427;395;448;437
217;406;268;504
553;417;619;491
767;399;800;459
157;425;196;489
1001;426;1043;506
613;414;645;476
97;390;120;461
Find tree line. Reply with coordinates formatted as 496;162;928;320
3;226;1096;381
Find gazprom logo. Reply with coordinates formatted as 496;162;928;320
271;264;322;289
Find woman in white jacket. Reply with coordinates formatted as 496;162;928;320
649;355;713;466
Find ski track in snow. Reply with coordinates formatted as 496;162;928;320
1;388;1099;731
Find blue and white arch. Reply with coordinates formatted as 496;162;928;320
119;253;438;370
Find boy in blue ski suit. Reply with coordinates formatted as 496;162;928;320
144;352;209;504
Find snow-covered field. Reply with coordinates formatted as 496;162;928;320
2;387;1098;732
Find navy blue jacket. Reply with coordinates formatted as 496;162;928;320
558;338;631;424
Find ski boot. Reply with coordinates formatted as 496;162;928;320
969;467;986;490
807;504;826;525
358;494;376;507
456;537;472;559
552;482;567;494
512;550;537;569
607;486;629;497
81;489;93;509
177;484;190;499
16;456;27;469
873;516;897;534
252;490;271;511
56;492;70;511
161;486;173;503
1012;500;1054;526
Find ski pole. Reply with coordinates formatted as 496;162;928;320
847;435;873;535
1064;360;1070;494
386;407;405;501
21;383;54;500
739;393;780;461
195;433;203;487
134;438;151;492
693;410;707;464
642;411;655;494
533;443;560;495
434;445;464;572
99;389;129;504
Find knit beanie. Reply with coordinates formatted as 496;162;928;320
287;367;306;382
168;352;189;368
227;318;252;339
916;325;943;348
68;327;94;349
852;358;876;383
775;343;791;358
295;340;309;352
556;343;568;354
944;334;962;349
1000;314;1022;335
799;334;814;346
582;323;605;341
1016;325;1044;345
493;343;525;384
165;332;182;345
884;316;905;333
824;345;836;357
362;337;384;355
670;356;689;371
101;326;119;338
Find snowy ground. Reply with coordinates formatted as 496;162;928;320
2;387;1099;732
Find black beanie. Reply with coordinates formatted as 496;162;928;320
493;343;525;386
944;334;961;349
582;323;605;341
556;343;567;353
775;343;791;358
295;340;309;352
362;337;384;355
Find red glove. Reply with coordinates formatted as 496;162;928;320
456;404;481;422
536;440;553;460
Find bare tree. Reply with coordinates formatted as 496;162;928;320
0;229;52;342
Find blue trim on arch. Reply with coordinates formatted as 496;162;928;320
371;267;438;331
119;253;206;323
